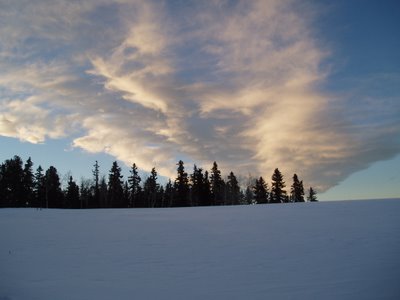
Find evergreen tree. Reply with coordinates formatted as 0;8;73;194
66;176;80;208
190;165;200;206
270;168;286;203
45;166;63;208
143;167;159;208
210;161;224;205
0;156;25;207
244;186;254;205
201;171;212;206
290;174;305;202
226;171;240;205
307;187;318;202
122;181;130;208
92;161;100;208
34;165;46;208
22;157;34;206
80;178;93;209
99;175;108;208
174;160;190;207
128;163;141;208
0;162;5;207
253;176;269;204
164;179;174;208
108;161;124;208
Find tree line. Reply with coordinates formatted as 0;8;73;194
0;155;317;209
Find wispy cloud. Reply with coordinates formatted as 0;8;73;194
0;0;399;191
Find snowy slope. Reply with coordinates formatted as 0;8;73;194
1;199;399;300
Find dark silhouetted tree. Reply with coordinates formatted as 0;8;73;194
164;179;174;208
99;176;108;208
108;161;124;208
174;160;189;207
0;156;24;207
45;166;63;208
244;186;254;205
253;176;269;204
270;168;286;203
290;174;305;202
307;187;318;202
34;165;46;208
128;163;141;208
123;181;130;208
227;171;240;205
92;161;100;208
143;167;159;208
210;161;224;205
66;176;80;208
22;157;34;206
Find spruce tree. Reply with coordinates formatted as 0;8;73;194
34;166;46;208
66;176;80;208
107;161;124;208
0;156;24;207
290;174;305;202
164;179;174;208
45;166;63;208
22;157;34;206
99;176;108;208
210;161;224;205
92;161;100;208
253;176;269;204
143;167;159;208
174;160;189;207
227;171;240;205
128;163;141;208
307;187;318;202
270;168;286;203
123;181;130;208
244;186;254;205
190;165;202;207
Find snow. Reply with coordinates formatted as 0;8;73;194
1;199;399;300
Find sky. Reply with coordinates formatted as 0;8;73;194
0;0;399;201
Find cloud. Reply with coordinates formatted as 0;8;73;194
0;0;399;192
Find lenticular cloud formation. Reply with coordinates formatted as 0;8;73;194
0;0;399;191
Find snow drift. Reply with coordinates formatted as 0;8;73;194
1;199;399;299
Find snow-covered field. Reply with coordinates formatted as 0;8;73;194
1;199;399;300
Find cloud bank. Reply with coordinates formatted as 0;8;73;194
0;0;399;190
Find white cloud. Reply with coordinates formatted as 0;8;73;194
0;0;399;192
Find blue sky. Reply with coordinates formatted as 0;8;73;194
0;0;399;200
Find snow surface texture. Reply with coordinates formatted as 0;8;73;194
1;199;399;300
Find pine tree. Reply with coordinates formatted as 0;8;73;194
290;174;305;202
143;167;159;208
0;156;25;207
174;160;190;207
270;168;286;203
92;161;100;208
99;176;108;208
128;163;141;208
307;187;318;202
0;162;6;207
107;161;124;208
244;186;254;205
253;176;269;204
34;166;46;208
210;161;224;205
45;166;63;208
66;176;80;208
190;165;202;207
22;157;34;206
123;181;130;208
227;171;240;205
164;179;174;208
